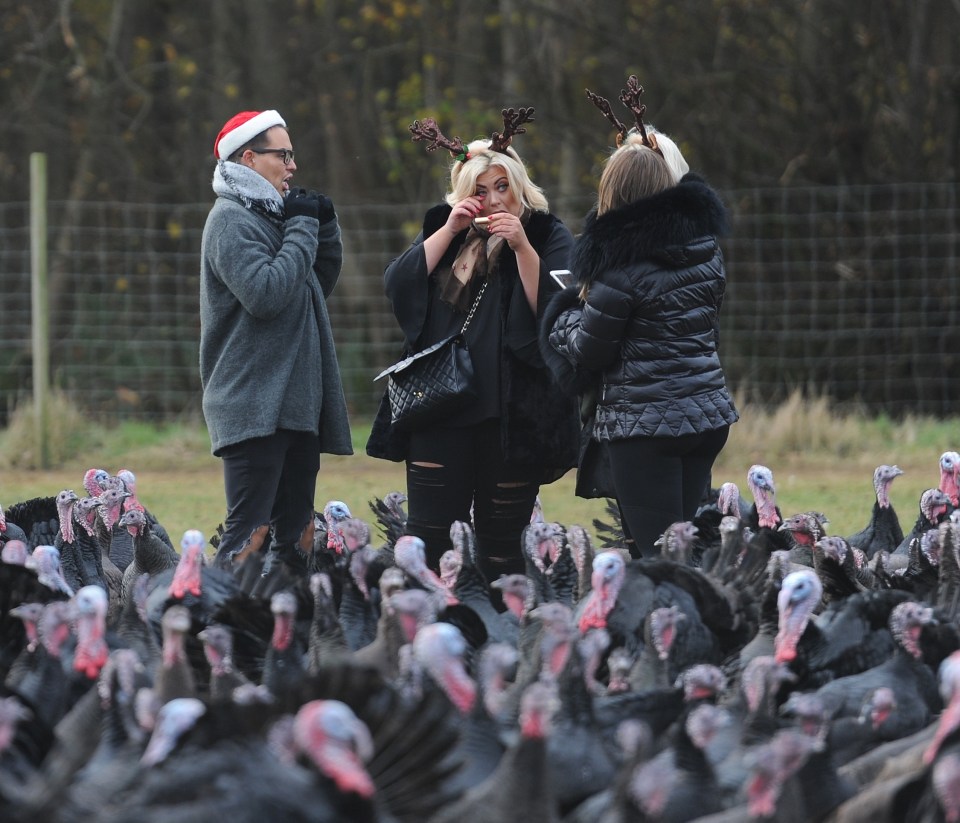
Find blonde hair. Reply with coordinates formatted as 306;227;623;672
445;140;549;212
596;136;675;216
648;128;689;183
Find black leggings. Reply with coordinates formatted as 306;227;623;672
608;427;729;558
405;419;540;580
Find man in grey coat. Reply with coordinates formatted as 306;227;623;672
201;109;353;572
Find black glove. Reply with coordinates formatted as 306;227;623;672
284;187;319;220
312;192;336;225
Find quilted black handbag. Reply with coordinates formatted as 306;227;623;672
374;282;487;431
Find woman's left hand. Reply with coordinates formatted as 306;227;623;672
486;212;531;253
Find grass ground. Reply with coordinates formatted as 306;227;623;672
1;391;956;548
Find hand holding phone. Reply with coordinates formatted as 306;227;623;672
549;269;574;288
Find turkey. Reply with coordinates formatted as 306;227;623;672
406;621;506;799
86;696;375;823
520;520;572;606
197;623;251;702
305;572;350;669
24;545;73;598
4;600;75;731
140;530;247;699
744;464;784;532
114;508;180;616
151;604;198;705
624;702;731;821
335;518;382;652
367;490;407;564
0;503;29;551
812;535;870;604
446;520;520;647
565;523;596;603
261;590;307;703
18;648;154;823
577;550;754;673
82;489;130;609
845;464;905;558
111;574;161;673
89;486;134;575
427;681;561;823
144;529;243;642
773;569;915;691
54;490;108;597
746;726;854;821
653;520;702;567
893;487;952;555
538;616;620;813
824;686;915;768
939;450;960;508
113;468;175;552
728;550;795;681
783;601;942;735
11;446;960;820
778;510;830;568
0;496;61;552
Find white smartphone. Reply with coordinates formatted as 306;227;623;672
549;269;575;288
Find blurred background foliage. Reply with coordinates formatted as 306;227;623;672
1;1;958;428
1;0;956;209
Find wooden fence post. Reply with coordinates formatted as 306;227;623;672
30;152;49;469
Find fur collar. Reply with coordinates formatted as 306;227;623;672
572;174;728;282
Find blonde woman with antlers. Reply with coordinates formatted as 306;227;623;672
366;107;579;585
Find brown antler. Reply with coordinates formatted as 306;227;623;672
490;107;535;153
618;75;653;148
409;118;467;158
585;88;629;147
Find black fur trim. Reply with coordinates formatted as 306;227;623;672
573;175;729;287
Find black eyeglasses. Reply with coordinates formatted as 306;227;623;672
250;147;295;164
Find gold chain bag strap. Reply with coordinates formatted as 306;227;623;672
373;280;488;431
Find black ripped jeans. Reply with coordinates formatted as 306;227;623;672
608;426;730;558
212;429;320;568
405;419;540;581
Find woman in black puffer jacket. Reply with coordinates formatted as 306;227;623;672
541;133;738;557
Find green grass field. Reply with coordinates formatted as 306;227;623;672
1;391;956;548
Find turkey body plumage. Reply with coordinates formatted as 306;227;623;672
6;470;960;822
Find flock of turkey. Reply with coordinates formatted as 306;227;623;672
0;453;960;822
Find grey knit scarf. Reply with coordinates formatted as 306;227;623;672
212;160;285;218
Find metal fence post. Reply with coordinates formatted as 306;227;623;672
30;152;49;468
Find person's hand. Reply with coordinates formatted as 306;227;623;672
312;192;336;225
485;211;530;252
284;187;320;220
445;195;485;235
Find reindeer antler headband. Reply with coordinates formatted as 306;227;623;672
585;75;662;155
489;106;535;153
409;106;536;163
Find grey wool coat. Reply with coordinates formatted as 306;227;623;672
199;194;353;457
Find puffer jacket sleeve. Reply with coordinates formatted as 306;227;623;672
539;286;596;395
561;269;635;371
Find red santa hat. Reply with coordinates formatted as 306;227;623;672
214;110;287;160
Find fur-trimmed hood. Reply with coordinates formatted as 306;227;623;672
572;173;729;285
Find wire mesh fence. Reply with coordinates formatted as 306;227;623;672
1;182;957;427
